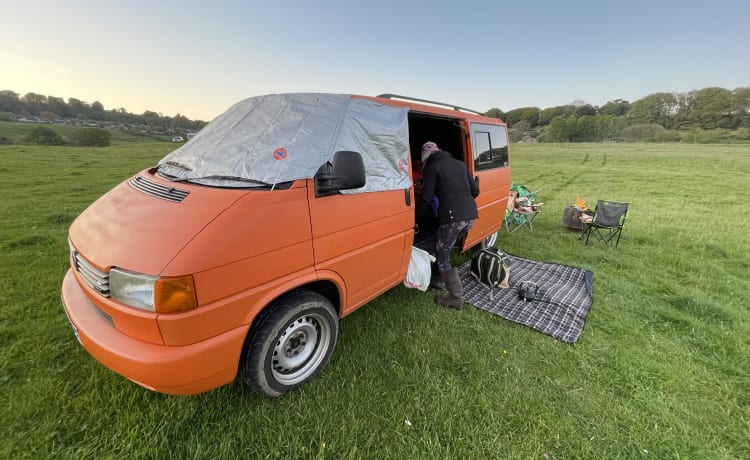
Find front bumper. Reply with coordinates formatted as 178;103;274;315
61;269;246;395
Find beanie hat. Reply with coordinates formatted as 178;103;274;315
421;141;439;162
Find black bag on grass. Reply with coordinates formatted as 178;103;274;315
518;280;538;301
470;247;511;299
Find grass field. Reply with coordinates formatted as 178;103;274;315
0;120;174;144
1;142;748;459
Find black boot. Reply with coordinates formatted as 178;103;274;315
436;268;464;310
429;263;444;291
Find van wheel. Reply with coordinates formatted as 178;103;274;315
241;290;338;398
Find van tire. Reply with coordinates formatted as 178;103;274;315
241;290;338;398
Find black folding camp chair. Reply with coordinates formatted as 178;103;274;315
582;200;629;247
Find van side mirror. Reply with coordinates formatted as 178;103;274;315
315;150;366;197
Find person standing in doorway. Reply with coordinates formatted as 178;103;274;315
418;141;479;309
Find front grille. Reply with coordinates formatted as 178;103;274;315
128;175;189;203
69;242;115;328
71;247;110;298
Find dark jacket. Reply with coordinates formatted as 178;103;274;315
419;150;479;225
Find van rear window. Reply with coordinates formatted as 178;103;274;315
471;124;509;170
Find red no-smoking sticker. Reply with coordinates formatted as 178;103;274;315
273;148;288;160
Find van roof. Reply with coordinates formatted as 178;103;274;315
360;94;506;125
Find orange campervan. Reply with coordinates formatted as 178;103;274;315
61;93;511;397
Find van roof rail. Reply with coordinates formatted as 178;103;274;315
377;94;484;116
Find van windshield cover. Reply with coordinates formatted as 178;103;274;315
156;93;410;194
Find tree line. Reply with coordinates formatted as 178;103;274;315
485;86;750;143
0;90;206;132
4;87;749;144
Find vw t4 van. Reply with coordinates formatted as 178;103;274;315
61;93;511;397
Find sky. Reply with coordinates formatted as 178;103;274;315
1;0;748;121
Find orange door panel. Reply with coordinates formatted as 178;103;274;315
307;181;413;315
464;167;510;248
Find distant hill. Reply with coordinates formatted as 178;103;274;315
0;90;207;140
3;87;749;144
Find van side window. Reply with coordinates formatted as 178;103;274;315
472;124;509;170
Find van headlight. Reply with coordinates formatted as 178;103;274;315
109;268;197;313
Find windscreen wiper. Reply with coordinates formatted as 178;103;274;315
161;161;193;171
171;175;272;187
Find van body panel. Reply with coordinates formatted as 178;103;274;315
398;186;417;279
159;263;319;346
62;270;243;395
463;167;511;248
162;183;313;279
69;171;241;276
156;180;315;345
307;181;412;315
319;232;406;314
186;241;314;313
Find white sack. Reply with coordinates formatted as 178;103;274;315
404;247;436;292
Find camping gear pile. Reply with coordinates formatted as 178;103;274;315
460;255;594;343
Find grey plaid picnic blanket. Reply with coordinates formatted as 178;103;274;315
458;255;594;343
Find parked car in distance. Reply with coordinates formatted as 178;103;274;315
171;136;184;143
61;93;512;397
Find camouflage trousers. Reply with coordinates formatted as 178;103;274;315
435;219;475;271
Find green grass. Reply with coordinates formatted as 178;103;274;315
1;142;748;459
0;120;173;144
